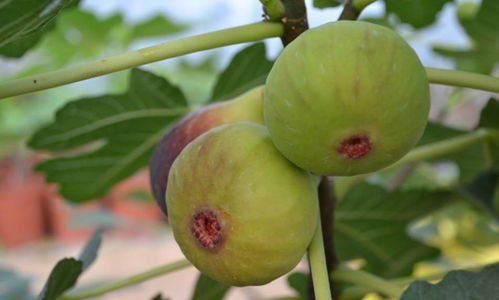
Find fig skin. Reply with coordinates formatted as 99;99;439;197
264;21;430;176
149;86;264;216
166;122;318;286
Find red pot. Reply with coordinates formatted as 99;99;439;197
109;169;163;222
45;186;104;243
0;176;45;248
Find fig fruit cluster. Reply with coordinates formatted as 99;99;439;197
265;21;430;176
150;21;429;286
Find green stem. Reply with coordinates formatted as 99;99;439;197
333;268;404;299
308;213;333;300
353;0;378;11
260;0;286;21
426;67;499;93
335;128;496;199
59;259;191;300
0;22;283;100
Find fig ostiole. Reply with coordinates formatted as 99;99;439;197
166;122;319;286
264;21;430;176
149;86;264;216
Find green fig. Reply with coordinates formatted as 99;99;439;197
150;86;264;216
166;122;318;286
264;21;430;176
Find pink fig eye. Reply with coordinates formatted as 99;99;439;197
190;209;224;250
337;134;373;159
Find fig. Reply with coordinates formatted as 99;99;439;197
150;86;264;216
264;21;430;176
166;122;318;286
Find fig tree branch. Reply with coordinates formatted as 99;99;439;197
339;0;377;20
335;128;498;199
59;259;191;300
279;0;309;45
0;22;283;100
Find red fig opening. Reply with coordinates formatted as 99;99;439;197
337;134;373;159
190;209;223;250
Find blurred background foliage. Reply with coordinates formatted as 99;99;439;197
0;0;498;299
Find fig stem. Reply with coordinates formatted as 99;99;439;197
308;212;333;300
58;259;191;300
426;67;499;93
260;0;286;21
332;268;404;299
335;128;497;199
0;22;283;100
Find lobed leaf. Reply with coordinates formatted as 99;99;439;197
210;43;273;102
401;263;499;300
191;273;231;300
336;183;454;278
287;272;308;299
417;122;489;183
38;258;83;300
0;0;79;57
384;0;453;29
29;69;189;202
433;0;499;74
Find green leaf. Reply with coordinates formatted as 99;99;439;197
336;183;453;278
78;228;103;272
479;98;499;130
313;0;342;9
29;69;189;202
459;169;499;219
478;98;499;166
460;0;499;48
128;15;187;43
417;122;489;182
433;0;499;74
0;0;79;57
151;292;165;300
401;263;499;300
38;258;83;300
432;47;499;75
39;10;125;66
191;273;231;300
384;0;453;29
287;272;308;299
210;43;273;102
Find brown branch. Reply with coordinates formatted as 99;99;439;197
338;0;360;20
279;0;309;46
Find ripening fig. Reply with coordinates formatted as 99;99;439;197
166;122;318;286
264;21;430;176
149;86;264;216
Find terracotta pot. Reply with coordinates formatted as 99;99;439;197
109;169;163;222
45;192;104;243
0;176;45;248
